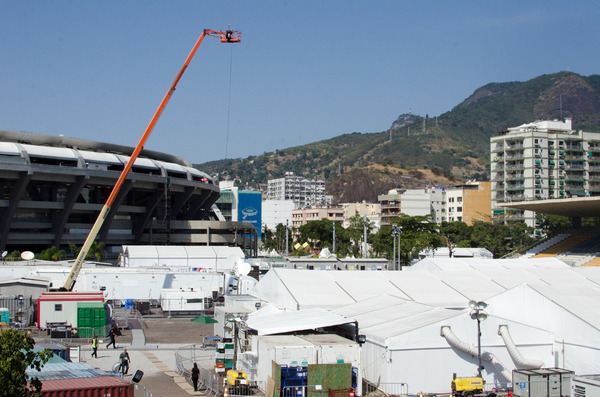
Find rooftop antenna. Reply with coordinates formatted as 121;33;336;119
560;94;563;120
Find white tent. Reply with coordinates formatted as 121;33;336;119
121;245;244;271
250;264;600;394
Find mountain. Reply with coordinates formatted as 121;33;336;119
195;72;600;203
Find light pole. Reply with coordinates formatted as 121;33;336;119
391;224;397;270
363;214;368;258
391;225;402;270
285;219;289;256
397;226;402;271
469;300;488;378
333;221;336;255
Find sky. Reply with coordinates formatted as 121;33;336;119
1;1;599;164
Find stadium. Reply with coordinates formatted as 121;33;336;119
0;130;257;257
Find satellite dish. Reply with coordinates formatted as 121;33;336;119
237;262;251;277
21;251;35;260
1;251;7;258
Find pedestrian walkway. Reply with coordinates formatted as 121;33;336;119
142;350;207;396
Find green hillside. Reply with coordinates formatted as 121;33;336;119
195;72;600;201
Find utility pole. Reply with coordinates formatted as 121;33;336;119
333;221;336;255
363;214;368;258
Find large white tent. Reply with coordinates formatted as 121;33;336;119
249;261;600;394
120;245;244;271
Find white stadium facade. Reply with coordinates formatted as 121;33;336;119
0;130;257;256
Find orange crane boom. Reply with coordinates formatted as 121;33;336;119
62;28;241;291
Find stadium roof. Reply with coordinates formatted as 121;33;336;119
500;196;600;218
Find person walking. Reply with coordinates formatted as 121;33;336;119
106;326;117;349
119;348;131;376
91;336;99;358
191;362;200;391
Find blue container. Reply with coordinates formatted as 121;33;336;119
0;308;9;323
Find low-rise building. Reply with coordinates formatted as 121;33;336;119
291;206;344;227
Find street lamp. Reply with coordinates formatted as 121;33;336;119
469;300;488;378
391;225;403;270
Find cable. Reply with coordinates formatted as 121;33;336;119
225;45;234;159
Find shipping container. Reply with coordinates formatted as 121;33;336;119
76;301;107;338
513;368;574;397
37;292;104;330
36;376;134;397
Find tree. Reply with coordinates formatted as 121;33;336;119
536;213;572;236
385;214;441;266
0;329;53;397
67;241;106;261
38;246;66;261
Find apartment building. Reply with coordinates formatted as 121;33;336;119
341;201;381;230
378;183;490;226
378;189;402;226
444;181;491;224
291;206;344;227
267;172;330;208
490;118;600;231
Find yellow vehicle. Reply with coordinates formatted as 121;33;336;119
451;374;484;397
226;369;247;386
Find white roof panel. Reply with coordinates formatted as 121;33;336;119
437;270;505;302
116;155;158;169
334;295;434;329
245;307;353;335
0;142;21;156
386;271;468;307
78;150;122;165
529;283;600;330
274;269;355;309
22;144;78;160
331;272;411;301
364;307;461;346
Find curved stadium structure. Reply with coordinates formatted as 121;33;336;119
0;131;257;256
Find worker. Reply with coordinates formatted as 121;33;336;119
91;336;98;358
106;326;117;349
119;348;131;376
488;387;497;397
192;362;200;391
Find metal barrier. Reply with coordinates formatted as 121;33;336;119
175;344;221;395
362;380;408;396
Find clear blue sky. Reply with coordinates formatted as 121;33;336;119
2;1;598;164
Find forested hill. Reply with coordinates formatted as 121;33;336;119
195;72;600;203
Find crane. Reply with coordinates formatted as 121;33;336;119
61;28;241;291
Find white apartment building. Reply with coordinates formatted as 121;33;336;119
378;183;490;226
490;118;600;232
262;199;295;232
267;172;329;208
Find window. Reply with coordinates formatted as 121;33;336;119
457;207;463;212
55;304;62;311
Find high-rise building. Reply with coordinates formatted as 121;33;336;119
267;172;329;208
490;118;600;232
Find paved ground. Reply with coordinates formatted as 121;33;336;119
35;313;218;397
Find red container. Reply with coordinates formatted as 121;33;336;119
37;376;134;397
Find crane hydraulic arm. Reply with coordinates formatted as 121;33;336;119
61;28;241;291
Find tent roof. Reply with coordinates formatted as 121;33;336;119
245;307;354;336
258;262;600;311
409;257;568;271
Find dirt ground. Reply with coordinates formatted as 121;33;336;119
141;317;215;344
30;314;216;346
